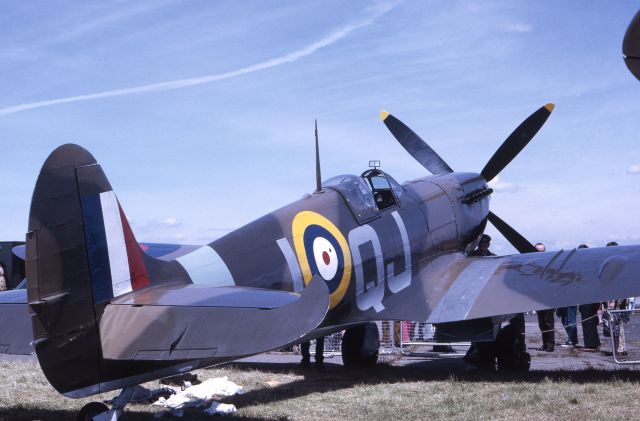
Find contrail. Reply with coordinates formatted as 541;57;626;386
0;2;399;117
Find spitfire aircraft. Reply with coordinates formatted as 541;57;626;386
2;103;640;420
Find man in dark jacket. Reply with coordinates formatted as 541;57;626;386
469;234;496;257
576;244;601;352
463;234;498;367
534;242;555;352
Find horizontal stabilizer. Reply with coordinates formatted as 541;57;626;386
12;242;201;262
0;290;33;355
100;275;330;361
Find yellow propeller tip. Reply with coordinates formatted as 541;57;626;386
544;103;555;112
380;110;390;121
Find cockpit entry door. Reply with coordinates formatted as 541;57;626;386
361;169;401;211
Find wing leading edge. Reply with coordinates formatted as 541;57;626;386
100;274;330;361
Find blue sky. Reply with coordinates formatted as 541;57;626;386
0;1;639;254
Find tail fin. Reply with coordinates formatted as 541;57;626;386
26;144;158;395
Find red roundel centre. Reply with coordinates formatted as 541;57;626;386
322;251;331;265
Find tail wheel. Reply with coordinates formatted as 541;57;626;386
77;402;109;421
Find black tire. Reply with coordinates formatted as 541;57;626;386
77;402;109;421
519;351;531;372
341;322;379;367
496;324;529;372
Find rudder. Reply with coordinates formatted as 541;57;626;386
27;144;152;396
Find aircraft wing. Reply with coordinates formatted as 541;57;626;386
99;275;329;360
0;289;33;355
11;242;200;262
425;245;640;324
344;245;640;325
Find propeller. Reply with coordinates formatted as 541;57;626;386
487;211;536;253
380;111;453;175
480;103;554;182
381;104;555;254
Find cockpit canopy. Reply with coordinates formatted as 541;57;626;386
323;170;403;223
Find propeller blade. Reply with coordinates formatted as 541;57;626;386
381;111;453;175
488;211;537;254
480;103;555;182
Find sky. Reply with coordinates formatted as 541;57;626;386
0;1;639;254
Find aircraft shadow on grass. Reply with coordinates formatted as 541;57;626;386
219;361;640;410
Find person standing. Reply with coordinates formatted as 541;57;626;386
300;337;324;367
0;263;6;292
557;305;578;347
535;242;555;352
602;241;628;356
463;234;499;368
469;234;496;257
575;244;601;352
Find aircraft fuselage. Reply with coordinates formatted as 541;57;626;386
192;171;490;332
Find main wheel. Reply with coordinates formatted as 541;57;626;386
341;322;379;367
77;402;109;421
496;323;530;372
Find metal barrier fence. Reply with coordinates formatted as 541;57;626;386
301;321;476;357
294;311;640;363
605;309;640;364
300;321;469;356
398;321;470;354
376;321;396;354
399;321;434;348
305;321;397;357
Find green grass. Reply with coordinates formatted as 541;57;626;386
1;360;640;420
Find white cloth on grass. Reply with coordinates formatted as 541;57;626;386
153;376;242;417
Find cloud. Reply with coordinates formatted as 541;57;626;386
132;217;182;231
465;3;482;13
501;22;533;33
0;1;400;117
1;1;177;62
488;176;518;193
48;1;177;48
627;164;640;174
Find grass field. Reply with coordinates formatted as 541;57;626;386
1;358;640;421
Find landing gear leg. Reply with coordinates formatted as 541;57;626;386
77;387;135;421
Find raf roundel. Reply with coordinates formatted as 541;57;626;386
312;236;339;281
292;211;352;309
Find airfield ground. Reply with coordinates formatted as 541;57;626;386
1;315;640;420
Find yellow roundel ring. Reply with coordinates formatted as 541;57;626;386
292;211;352;309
